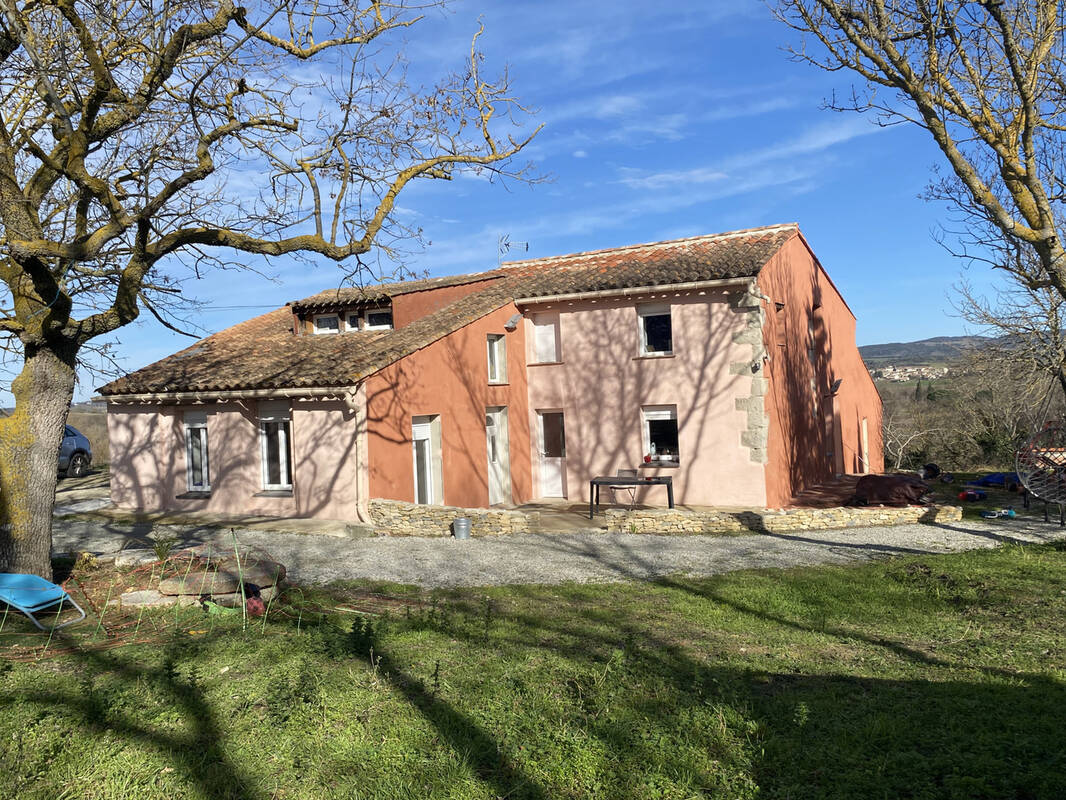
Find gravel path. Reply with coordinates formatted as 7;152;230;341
51;514;1066;588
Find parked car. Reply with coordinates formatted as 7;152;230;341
59;425;92;478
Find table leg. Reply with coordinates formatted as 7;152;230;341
589;482;594;519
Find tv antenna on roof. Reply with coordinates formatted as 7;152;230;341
498;234;528;266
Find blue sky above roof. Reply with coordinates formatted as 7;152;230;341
62;0;993;402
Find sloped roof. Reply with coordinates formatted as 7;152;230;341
99;224;797;397
101;286;513;395
503;223;797;297
292;271;505;312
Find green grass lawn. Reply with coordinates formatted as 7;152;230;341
2;543;1065;799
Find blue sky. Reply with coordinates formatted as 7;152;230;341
71;0;992;402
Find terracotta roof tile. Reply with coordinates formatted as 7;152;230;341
101;287;512;396
291;272;504;311
100;224;797;396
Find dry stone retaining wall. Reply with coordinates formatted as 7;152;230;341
369;499;540;537
369;499;960;537
605;505;962;535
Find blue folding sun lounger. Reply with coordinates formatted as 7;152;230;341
0;573;86;631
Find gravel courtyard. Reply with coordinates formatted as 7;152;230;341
51;513;1066;588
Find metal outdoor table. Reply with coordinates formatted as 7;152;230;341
588;475;674;518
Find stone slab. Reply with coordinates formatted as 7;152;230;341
157;558;285;595
120;589;177;608
113;549;158;567
207;586;278;608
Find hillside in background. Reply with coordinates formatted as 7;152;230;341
859;335;992;367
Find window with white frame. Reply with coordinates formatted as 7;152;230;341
412;415;442;505
346;313;362;331
638;304;672;355
184;411;210;491
642;406;680;464
312;314;339;335
259;401;293;491
365;309;393;330
487;334;507;383
532;313;560;363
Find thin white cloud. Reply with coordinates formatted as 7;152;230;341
607;113;690;144
618;166;728;191
617;117;889;191
701;96;800;122
404;162;819;277
720;116;885;172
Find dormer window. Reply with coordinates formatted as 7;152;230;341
313;314;339;335
365;309;393;330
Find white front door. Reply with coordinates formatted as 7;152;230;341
486;407;511;505
538;411;566;498
412;420;434;504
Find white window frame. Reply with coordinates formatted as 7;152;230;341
365;309;393;330
412;415;442;505
184;411;210;491
487;333;507;384
532;313;560;363
346;313;362;332
259;401;293;491
641;405;680;464
312;314;340;335
638;304;673;356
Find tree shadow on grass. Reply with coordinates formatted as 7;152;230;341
0;629;257;800
404;549;1066;799
3;549;1064;800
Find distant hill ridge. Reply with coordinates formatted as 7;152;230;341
859;335;994;367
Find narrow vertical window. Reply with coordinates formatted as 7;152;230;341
412;416;441;505
487;334;507;383
532;314;560;363
259;401;293;490
184;411;210;491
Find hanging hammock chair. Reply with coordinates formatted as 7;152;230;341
1015;376;1066;526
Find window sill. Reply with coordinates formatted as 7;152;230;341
176;491;211;500
255;489;294;498
528;360;564;367
639;461;680;470
634;353;675;360
488;381;510;387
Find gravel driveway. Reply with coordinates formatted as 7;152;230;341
51;514;1066;588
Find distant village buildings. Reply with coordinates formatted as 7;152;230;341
870;365;950;382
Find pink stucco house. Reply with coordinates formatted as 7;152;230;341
99;223;883;521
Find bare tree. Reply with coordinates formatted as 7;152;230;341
0;0;539;577
955;269;1066;399
882;403;941;470
775;3;1066;312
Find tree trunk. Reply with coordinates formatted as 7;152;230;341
0;341;77;580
